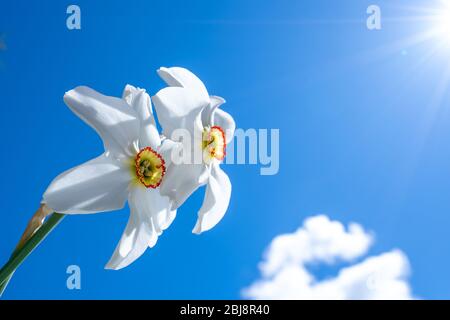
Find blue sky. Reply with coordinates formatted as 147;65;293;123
1;0;450;299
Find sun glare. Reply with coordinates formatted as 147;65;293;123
434;4;450;44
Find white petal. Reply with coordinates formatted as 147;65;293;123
42;154;130;214
105;187;175;270
152;87;207;138
158;138;180;168
158;208;177;231
210;95;226;108
153;67;210;138
201;95;225;126
122;84;137;105
64;86;140;158
122;85;161;149
141;190;176;238
159;163;207;209
193;163;231;234
106;189;153;270
200;96;234;143
213;108;236;144
157;67;209;96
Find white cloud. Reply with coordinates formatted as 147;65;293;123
242;215;413;300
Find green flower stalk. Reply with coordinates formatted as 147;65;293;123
0;211;65;297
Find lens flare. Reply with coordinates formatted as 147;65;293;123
435;5;450;44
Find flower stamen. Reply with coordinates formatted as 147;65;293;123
134;147;166;188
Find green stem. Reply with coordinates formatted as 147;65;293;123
0;274;12;296
0;213;65;297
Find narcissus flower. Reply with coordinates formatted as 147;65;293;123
152;67;236;234
42;85;175;270
0;67;239;297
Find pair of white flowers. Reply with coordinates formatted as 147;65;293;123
41;67;235;270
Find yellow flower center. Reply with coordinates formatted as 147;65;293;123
133;147;166;188
202;126;226;163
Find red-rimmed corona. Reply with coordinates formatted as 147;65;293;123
133;147;166;188
202;125;226;163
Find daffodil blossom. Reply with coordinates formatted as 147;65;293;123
42;85;175;270
152;67;236;234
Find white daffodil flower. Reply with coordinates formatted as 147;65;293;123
42;85;176;270
152;67;236;234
